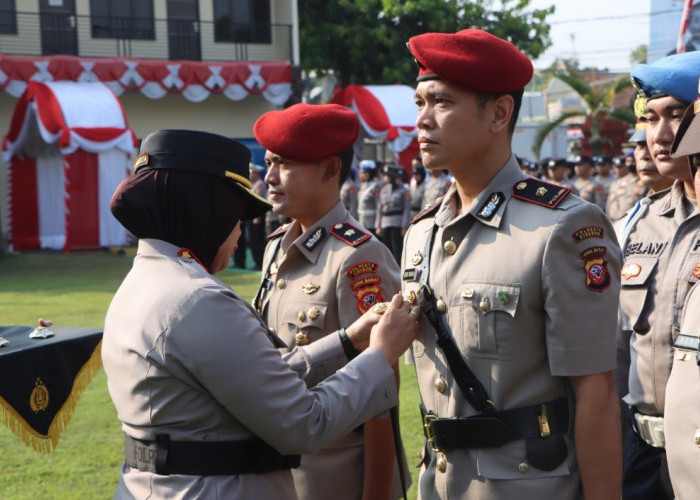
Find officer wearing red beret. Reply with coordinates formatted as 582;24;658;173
402;29;623;498
253;103;408;500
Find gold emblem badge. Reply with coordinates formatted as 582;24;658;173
30;377;49;413
302;282;320;294
535;187;548;197
405;290;417;304
295;331;310;346
516;182;527;190
692;262;700;279
371;302;389;314
411;251;423;266
443;240;457;255
498;292;510;305
621;263;642;280
307;306;320;320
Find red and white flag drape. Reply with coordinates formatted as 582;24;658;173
677;0;696;53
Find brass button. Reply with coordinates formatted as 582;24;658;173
479;298;490;313
518;461;529;473
297;312;306;322
436;298;447;314
695;430;700;446
276;279;286;290
443;240;457;255
436;454;447;473
434;376;447;393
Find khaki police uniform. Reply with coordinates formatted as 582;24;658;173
103;239;397;500
257;200;406;500
411;179;426;218
341;178;359;219
357;179;382;232
606;175;646;221
403;156;621;499
596;173;616;209
572;176;605;209
377;181;412;264
665;280;700;500
621;181;698;418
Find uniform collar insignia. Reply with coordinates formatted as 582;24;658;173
477;192;504;220
303;227;327;251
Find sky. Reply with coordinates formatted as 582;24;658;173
528;0;652;72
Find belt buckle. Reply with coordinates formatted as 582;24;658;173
423;412;443;453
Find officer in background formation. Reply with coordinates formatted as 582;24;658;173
545;157;578;195
572;155;605;209
357;159;382;235
422;163;450;206
341;166;359;219
252;103;408;500
617;51;700;500
404;29;622;499
664;75;700;500
376;163;411;264
410;162;427;218
606;155;646;221
247;162;268;270
594;155;616;209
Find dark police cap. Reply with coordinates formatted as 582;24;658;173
547;158;568;169
254;103;360;162
133;129;271;221
407;29;533;93
575;155;594;166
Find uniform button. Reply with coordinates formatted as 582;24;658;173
436;454;447;473
276;279;286;290
479;298;490;313
518;461;529;473
436;299;447;314
695;429;700;446
443;240;457;255
434;376;447;393
297;312;306;322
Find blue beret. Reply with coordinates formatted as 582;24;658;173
631;51;700;104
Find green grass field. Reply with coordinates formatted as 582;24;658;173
0;251;423;499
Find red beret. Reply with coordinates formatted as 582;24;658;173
254;103;360;161
408;29;533;93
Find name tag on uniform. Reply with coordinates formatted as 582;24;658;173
674;333;700;351
403;268;421;282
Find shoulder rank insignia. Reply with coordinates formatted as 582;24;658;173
410;196;443;224
330;222;371;246
511;178;570;208
267;222;291;240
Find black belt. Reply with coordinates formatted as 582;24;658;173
124;434;300;476
421;397;569;450
382;209;404;216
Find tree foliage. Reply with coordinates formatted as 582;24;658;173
532;63;634;159
299;0;556;87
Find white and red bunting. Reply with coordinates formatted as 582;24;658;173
0;54;293;105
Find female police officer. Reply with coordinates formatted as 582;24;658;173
102;129;419;499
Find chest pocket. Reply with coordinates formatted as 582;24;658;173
283;302;328;347
620;256;659;334
450;281;520;359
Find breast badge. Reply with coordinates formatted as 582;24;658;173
621;263;642;280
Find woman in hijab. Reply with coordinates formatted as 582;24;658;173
103;129;419;499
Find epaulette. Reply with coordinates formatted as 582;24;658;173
330;222;371;246
410;196;443;224
267;222;291;240
511;178;570;209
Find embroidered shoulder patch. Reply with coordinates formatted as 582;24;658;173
330;222;371;246
571;225;604;242
580;246;611;292
267;222;291;240
512;178;570;208
411;196;442;224
345;261;379;279
350;275;385;314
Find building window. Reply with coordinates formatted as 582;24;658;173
90;0;154;40
214;0;270;44
0;0;17;35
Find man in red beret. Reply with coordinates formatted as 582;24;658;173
401;29;622;499
252;103;408;500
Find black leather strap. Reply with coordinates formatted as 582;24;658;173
124;434;300;476
421;397;569;450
